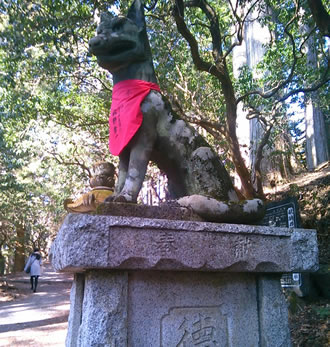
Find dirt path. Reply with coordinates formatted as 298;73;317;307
0;262;73;347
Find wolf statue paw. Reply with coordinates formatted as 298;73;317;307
104;192;135;204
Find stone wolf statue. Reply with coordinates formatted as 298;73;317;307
88;0;264;223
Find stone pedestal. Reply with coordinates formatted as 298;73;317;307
50;214;318;347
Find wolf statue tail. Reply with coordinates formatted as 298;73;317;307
177;195;265;224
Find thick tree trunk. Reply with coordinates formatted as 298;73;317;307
305;98;329;169
233;4;271;197
228;131;256;199
307;0;330;37
253;125;273;199
305;29;329;169
13;224;25;273
222;77;256;199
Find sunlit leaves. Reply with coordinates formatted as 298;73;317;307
0;0;116;255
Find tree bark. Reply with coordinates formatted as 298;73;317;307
225;89;256;198
304;27;329;169
307;0;330;37
13;223;25;273
232;3;271;197
305;95;329;169
0;244;5;275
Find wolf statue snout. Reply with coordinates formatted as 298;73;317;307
88;36;104;53
88;0;265;224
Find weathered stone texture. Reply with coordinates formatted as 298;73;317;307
77;271;128;347
128;271;259;346
50;213;318;274
63;270;296;346
291;229;319;272
97;201;203;221
66;273;84;347
257;275;292;347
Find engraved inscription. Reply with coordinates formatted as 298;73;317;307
233;236;252;259
161;307;228;347
287;207;295;228
155;232;178;256
111;104;124;138
178;314;217;346
260;199;299;228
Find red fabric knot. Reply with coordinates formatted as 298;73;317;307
109;79;161;156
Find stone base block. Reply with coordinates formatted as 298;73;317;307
49;214;318;347
66;270;290;347
50;214;318;273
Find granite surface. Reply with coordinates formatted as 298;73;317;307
76;271;128;347
50;213;318;273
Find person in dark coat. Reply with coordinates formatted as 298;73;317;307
24;248;42;292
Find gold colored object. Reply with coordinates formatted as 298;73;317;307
65;187;113;213
64;161;116;213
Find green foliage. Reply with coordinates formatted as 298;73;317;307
0;0;117;262
147;1;227;144
313;305;330;319
0;0;329;262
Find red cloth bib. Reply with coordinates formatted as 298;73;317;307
109;79;161;156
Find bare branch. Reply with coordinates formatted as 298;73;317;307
173;0;213;72
168;92;227;137
278;70;330;102
172;0;232;84
46;151;92;177
193;0;222;54
223;0;259;60
144;0;159;11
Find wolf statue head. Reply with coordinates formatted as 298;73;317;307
89;0;157;84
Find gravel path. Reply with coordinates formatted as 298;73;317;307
0;262;73;346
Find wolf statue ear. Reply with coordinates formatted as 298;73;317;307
127;0;146;29
100;12;114;23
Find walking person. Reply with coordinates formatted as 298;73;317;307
24;248;42;293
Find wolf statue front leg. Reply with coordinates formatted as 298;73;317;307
113;148;129;198
112;108;158;203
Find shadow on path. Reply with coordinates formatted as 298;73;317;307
0;262;73;346
0;314;69;333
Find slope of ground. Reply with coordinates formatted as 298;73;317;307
265;164;330;347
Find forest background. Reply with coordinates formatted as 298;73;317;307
0;0;328;274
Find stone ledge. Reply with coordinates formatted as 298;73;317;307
97;201;204;221
50;214;318;273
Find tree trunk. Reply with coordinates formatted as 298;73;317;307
307;0;330;37
305;95;329;169
13;223;25;273
224;83;256;199
305;30;329;170
253;125;273;199
173;1;257;199
0;245;5;275
233;3;271;197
